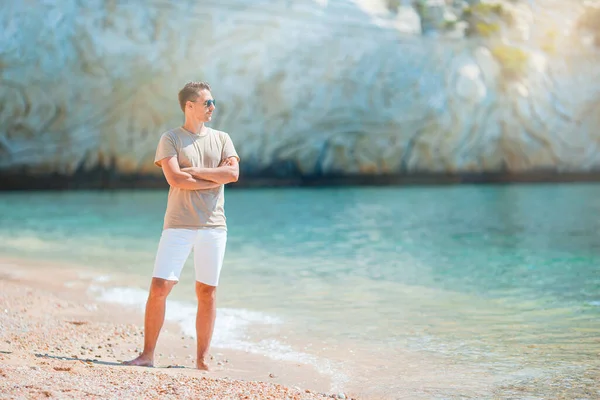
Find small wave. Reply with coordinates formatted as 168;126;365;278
92;275;112;283
90;285;348;390
0;236;55;251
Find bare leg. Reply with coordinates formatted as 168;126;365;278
123;278;176;367
195;281;217;370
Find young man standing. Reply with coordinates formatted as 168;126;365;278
124;81;239;370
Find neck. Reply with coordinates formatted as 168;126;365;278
182;119;206;135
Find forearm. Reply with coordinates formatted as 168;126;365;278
184;166;239;184
171;173;221;190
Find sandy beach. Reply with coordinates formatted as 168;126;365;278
0;258;353;400
2;255;600;400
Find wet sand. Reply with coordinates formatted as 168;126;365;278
0;258;354;400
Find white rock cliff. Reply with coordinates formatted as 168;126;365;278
1;0;599;184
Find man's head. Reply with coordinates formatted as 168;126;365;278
178;81;216;123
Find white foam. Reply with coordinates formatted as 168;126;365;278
90;285;348;390
0;236;54;251
90;286;283;348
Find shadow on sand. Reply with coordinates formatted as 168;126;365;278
34;353;187;369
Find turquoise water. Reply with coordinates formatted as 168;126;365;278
1;184;599;397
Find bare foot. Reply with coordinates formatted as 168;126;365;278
196;360;210;371
123;354;154;367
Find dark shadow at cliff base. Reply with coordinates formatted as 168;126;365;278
2;171;600;191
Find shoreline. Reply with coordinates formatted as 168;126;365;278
2;170;600;190
2;254;599;399
0;257;353;400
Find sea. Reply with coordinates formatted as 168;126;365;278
1;184;599;398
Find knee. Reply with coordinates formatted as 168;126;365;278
195;282;216;302
149;278;175;299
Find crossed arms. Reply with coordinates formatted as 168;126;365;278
159;156;239;190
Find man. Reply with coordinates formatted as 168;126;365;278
124;81;239;370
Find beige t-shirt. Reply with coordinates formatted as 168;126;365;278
154;127;239;231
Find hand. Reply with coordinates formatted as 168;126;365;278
219;158;234;167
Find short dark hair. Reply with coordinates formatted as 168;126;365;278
178;81;211;112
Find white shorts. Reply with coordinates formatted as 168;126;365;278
152;228;227;286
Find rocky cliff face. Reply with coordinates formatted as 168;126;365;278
1;0;599;186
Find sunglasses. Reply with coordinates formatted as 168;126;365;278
191;99;216;107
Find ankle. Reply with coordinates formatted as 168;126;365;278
139;350;154;359
196;359;210;370
197;355;208;364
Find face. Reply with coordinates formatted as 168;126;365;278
187;89;216;122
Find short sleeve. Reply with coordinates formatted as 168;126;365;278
154;132;178;167
221;132;240;162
